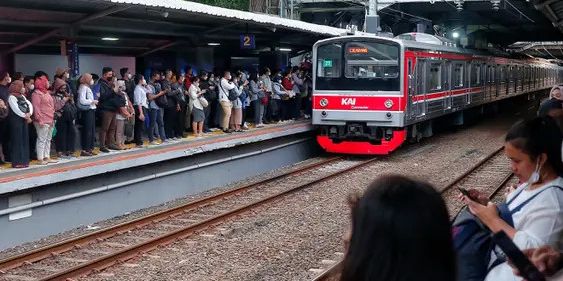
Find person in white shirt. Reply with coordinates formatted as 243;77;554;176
133;74;148;147
218;71;236;133
77;73;98;156
7;80;33;168
188;76;205;137
461;116;563;281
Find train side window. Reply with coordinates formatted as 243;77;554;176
471;63;481;86
428;62;442;91
453;63;464;88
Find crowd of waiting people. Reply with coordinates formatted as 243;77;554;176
339;91;563;280
0;64;312;168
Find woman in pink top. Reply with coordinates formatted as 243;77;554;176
31;72;57;165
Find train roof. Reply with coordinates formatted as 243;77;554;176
314;33;562;68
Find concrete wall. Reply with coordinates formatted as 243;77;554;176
15;54;136;77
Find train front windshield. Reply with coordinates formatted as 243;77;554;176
315;41;400;91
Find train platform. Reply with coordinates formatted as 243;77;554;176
0;121;313;194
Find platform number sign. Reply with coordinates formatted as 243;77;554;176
323;59;333;68
240;34;255;50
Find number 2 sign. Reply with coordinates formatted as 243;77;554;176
240;34;255;50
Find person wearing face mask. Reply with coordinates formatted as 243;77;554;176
31;71;57;165
172;73;187;139
7;80;33;168
0;71;11;164
77;73;98;156
460;116;563;281
188;76;206;137
97;67;124;153
218;71;236;133
52;75;76;158
539;86;563;117
133;74;148;147
120;67;135;144
113;80;133;150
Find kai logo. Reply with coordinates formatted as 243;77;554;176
341;98;356;106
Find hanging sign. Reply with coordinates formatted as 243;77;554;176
240;34;255;50
66;42;79;78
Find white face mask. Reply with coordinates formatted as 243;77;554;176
90;80;94;86
127;73;132;79
46;81;50;89
29;84;34;91
64;73;70;79
6;77;11;84
20;87;25;94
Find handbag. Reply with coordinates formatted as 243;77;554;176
198;96;209;108
220;82;238;101
16;96;30;114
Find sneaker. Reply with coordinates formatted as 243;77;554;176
100;147;110;153
149;141;160;145
203;129;212;133
256;123;265;128
242;123;249;130
45;158;58;164
81;151;93;157
223;129;233;134
37;160;48;165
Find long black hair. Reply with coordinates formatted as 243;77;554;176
340;175;456;281
505;116;563;175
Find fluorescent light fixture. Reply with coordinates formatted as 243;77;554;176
208;42;221;46
279;48;292;52
452;32;460;39
102;37;119;41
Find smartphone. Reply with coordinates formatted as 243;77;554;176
458;187;480;202
491;231;546;281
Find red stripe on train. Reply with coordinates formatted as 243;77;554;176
312;95;403;111
411;87;485;102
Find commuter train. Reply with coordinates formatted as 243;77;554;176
312;32;563;155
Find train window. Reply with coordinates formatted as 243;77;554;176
344;42;399;79
428;62;442;91
453;63;464;88
316;43;342;78
471;64;481;86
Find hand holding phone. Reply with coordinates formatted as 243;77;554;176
458;187;483;204
492;231;546;281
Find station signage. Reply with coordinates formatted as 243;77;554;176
66;42;79;77
240;34;255;50
323;59;333;68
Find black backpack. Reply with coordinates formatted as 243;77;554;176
220;82;238;101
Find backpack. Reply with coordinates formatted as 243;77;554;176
453;185;562;281
220;82;238;101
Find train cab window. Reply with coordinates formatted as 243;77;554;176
428;62;443;91
452;63;464;88
316;43;342;78
344;42;399;79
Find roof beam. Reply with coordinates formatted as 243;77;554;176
138;41;180;57
3;4;130;55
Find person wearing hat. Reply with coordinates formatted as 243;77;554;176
52;76;76;158
7;80;33;168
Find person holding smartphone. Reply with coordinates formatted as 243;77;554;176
460;116;563;281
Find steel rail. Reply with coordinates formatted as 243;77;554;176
38;157;379;281
311;147;512;281
0;156;342;273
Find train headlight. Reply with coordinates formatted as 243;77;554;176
319;98;329;107
384;99;394;109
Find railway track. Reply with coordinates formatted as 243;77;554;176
311;147;514;281
0;156;382;281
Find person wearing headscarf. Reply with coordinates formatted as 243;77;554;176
31;71;57;165
7;80;33;168
538;85;563;117
77;73;98;156
52;76;76;158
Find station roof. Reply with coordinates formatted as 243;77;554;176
0;0;346;56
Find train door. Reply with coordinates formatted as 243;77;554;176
407;57;426;119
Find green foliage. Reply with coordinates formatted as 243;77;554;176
191;0;250;11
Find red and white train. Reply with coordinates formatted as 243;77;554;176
312;32;563;155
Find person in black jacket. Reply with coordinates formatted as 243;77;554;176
162;70;179;140
97;67;125;153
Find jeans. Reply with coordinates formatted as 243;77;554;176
149;108;166;142
35;122;54;160
252;100;264;125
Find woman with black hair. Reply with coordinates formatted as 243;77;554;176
461;116;563;281
7;81;33;168
340;175;456;281
77;73;98;156
249;72;265;128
